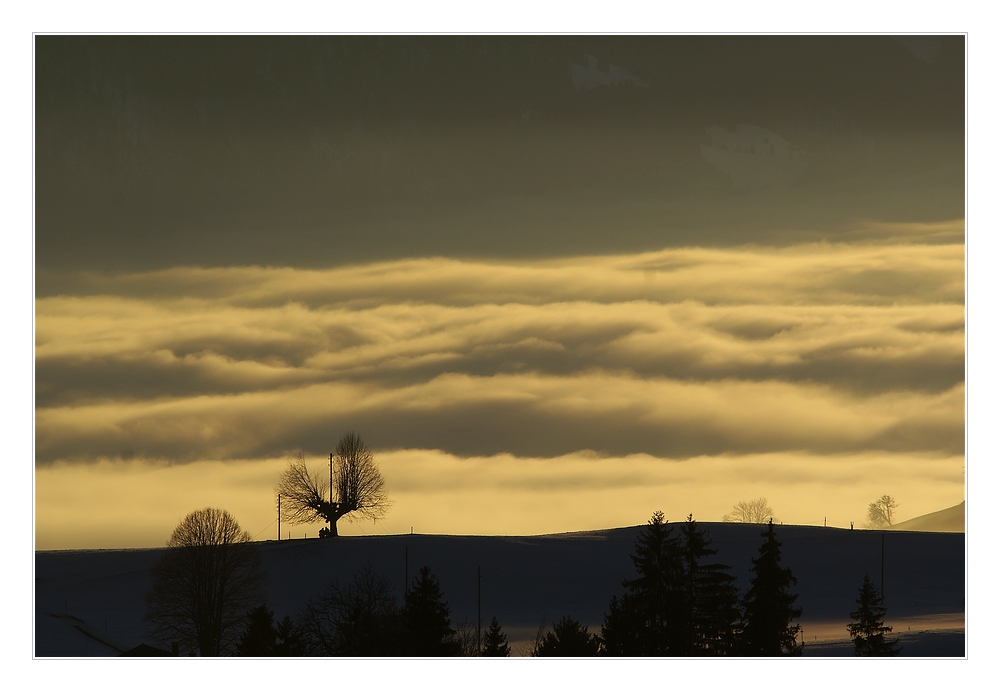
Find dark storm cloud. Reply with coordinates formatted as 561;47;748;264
34;372;965;465
35;35;964;278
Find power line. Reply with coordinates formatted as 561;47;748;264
252;519;276;540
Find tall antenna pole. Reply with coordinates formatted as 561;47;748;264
329;452;334;535
881;532;885;598
477;565;482;655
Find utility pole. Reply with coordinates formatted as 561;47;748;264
329;452;335;537
277;494;281;541
881;532;885;598
477;565;482;656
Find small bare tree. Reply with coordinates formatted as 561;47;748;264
276;432;391;537
298;564;403;656
145;508;265;656
866;495;898;528
453;618;481;656
722;498;775;524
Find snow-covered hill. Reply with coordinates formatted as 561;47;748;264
891;502;965;533
35;521;964;657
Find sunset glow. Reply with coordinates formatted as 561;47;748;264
34;35;965;550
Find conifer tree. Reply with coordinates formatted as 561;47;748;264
847;573;901;656
600;593;644;656
739;519;802;656
480;616;511;657
236;605;278;656
532;616;601;657
272;616;307;655
235;605;307;656
680;515;741;655
403;566;462;656
601;511;686;655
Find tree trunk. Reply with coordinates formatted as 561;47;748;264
321;503;348;537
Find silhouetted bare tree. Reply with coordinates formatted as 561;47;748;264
276;432;391;537
722;498;775;524
298;564;404;656
453;619;482;656
145;508;265;656
866;495;898;528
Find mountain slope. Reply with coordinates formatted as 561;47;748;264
891;501;965;533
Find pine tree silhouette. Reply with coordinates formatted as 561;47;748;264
532;616;601;657
272;615;307;655
739;519;803;656
847;573;901;656
235;605;278;656
680;515;741;655
601;593;644;656
480;616;511;657
403;566;462;656
601;511;686;655
235;605;306;656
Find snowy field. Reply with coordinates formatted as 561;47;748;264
35;522;964;657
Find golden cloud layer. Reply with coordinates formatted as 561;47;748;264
35;232;965;546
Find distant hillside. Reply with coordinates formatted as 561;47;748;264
36;522;964;656
891;502;965;533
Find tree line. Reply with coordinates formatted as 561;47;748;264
145;506;899;657
548;512;802;656
144;432;900;656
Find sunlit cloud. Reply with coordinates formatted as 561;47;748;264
35;233;964;546
32;37;966;559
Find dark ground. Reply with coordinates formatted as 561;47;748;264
35;522;964;656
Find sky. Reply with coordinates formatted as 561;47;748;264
33;35;966;550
